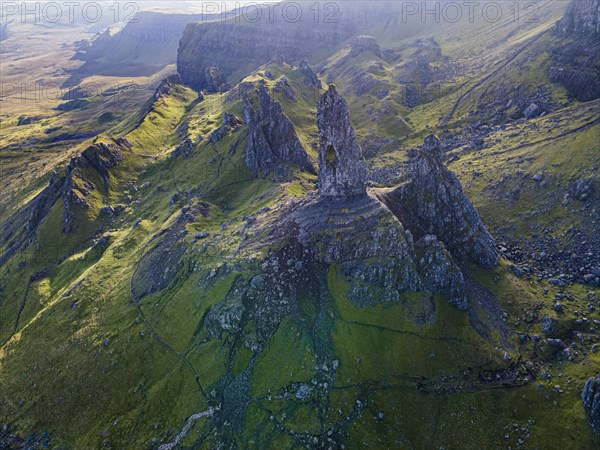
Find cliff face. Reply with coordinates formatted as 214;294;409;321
550;0;600;101
555;0;600;37
119;11;206;42
75;11;216;75
177;2;372;91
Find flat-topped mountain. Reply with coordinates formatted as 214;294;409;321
74;10;219;76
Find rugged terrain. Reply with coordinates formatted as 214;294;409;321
1;1;599;448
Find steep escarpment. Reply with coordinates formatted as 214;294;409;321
555;0;600;37
177;2;371;91
75;11;215;76
550;0;600;101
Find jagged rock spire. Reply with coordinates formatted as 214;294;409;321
244;81;315;177
382;134;499;269
317;85;368;197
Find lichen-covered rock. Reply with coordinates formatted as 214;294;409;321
382;135;499;268
317;86;368;197
244;82;315;177
582;374;600;434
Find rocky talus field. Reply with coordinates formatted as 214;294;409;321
0;1;599;448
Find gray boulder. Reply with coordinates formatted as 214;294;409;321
582;374;600;434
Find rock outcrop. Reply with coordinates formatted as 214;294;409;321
78;139;127;188
131;218;189;300
244;82;315;177
210;112;242;143
582;374;600;434
283;195;425;306
350;35;381;58
63;138;131;232
414;235;468;309
381;135;499;268
317;86;368;197
549;67;600;102
299;60;322;89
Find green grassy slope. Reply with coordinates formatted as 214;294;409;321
1;2;599;448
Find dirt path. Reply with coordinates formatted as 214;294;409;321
157;407;217;450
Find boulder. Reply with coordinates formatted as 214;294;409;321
571;178;594;201
582;374;600;434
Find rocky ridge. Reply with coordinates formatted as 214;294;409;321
349;35;381;58
74;10;219;75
